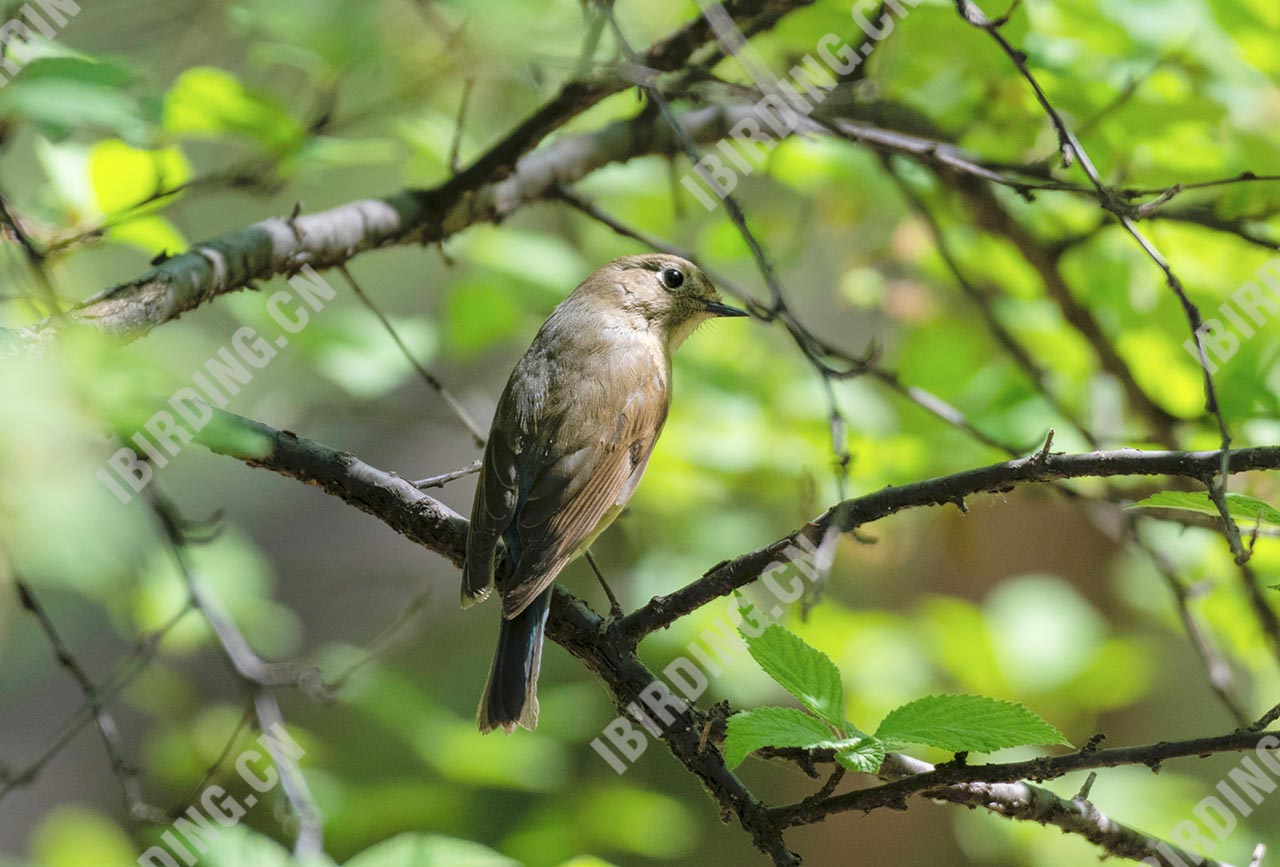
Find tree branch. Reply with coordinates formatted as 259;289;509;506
875;753;1236;867
618;445;1280;639
191;410;1280;867
767;726;1280;827
198;410;469;566
7;0;805;347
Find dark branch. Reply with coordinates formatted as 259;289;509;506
191;410;1280;867
618;445;1280;639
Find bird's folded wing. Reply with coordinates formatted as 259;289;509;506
461;402;521;606
500;387;667;619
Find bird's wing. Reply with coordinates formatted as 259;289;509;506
461;385;523;607
500;383;668;619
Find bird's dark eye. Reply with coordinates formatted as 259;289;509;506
659;267;684;290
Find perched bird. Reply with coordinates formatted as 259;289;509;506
462;254;748;733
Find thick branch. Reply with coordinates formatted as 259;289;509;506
195;410;797;864
9;0;801;346
194;411;1280;866
877;754;1235;867
768;727;1280;826
198;410;468;566
617;446;1280;638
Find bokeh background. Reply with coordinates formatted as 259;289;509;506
2;0;1280;865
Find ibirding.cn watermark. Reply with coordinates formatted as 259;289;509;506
137;722;306;867
0;1;81;86
96;265;337;505
680;0;922;210
1182;257;1280;374
591;531;831;773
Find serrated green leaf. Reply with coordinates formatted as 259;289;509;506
723;707;835;769
740;623;847;732
1128;491;1280;527
831;736;886;774
875;694;1071;753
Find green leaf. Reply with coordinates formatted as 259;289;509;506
831;736;886;774
1128;491;1280;527
344;833;517;867
30;806;136;867
89;139;190;215
0;56;150;143
875;694;1071;753
189;826;298;867
723;707;836;769
108;216;188;255
740;622;847;731
163;67;303;154
0;75;149;143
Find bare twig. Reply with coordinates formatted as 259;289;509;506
448;78;475;174
13;580;166;823
337;264;487;447
952;0;1254;583
413;458;483;489
618;444;1280;639
0;601;194;804
0;192;60;315
147;491;324;856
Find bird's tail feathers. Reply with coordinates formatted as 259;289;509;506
476;587;550;734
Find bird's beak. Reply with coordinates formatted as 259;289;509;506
702;299;749;318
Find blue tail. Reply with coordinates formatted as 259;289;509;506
477;588;551;733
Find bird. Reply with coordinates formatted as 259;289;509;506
462;254;748;733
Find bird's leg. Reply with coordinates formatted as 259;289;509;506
584;550;624;619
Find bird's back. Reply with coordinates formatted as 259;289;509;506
462;294;672;616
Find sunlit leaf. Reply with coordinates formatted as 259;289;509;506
832;735;887;774
89;139;191;215
876;694;1071;753
30;807;136;867
739;622;847;731
344;833;517;867
723;706;836;768
163;66;303;154
1128;491;1280;527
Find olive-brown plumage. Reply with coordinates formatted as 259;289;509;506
462;254;746;733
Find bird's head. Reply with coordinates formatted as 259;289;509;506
583;254;748;349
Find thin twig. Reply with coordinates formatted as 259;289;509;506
0;601;194;804
413;458;483;489
337;264;487;448
147;491;324;856
448;78;475;174
0;192;60;315
584;549;623;618
952;0;1248;561
13;579;166;823
253;690;323;857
